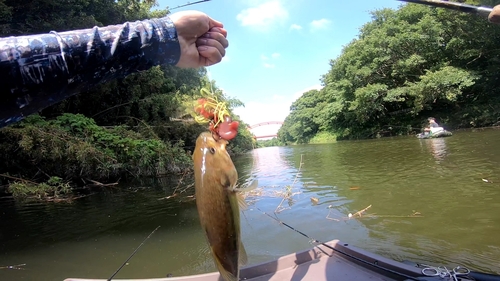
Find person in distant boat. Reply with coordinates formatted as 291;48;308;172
424;117;444;134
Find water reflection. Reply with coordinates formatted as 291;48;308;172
420;138;448;162
249;146;295;185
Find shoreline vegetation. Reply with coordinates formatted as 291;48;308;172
2;1;500;200
0;1;255;200
277;0;500;144
256;125;500;148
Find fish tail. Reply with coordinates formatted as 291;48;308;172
239;241;248;266
213;254;238;281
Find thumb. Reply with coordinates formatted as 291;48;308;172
208;17;224;29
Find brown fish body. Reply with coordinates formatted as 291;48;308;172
193;132;243;281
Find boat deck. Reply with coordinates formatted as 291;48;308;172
65;240;422;281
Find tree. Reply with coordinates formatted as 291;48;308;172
280;1;500;141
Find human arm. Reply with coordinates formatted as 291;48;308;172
0;11;228;128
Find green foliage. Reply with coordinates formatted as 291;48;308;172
177;77;255;155
278;89;324;144
227;118;255;155
8;176;71;199
309;131;337;144
0;0;254;199
0;0;168;37
0;114;191;183
255;138;284;148
279;2;500;142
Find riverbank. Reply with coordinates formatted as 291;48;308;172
0;114;254;202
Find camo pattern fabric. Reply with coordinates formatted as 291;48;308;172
0;16;180;128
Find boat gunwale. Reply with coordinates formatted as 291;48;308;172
64;239;425;281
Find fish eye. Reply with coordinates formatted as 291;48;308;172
209;147;216;154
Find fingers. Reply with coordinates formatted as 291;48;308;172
489;5;500;24
198;31;228;49
198;45;223;66
196;39;226;58
208;16;224;29
196;28;228;66
211;27;227;38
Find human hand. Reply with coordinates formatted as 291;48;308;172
488;5;500;24
170;11;228;68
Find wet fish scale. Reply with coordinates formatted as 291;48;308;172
193;132;242;281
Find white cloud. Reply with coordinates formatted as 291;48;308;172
221;56;230;63
233;84;325;138
234;101;288;138
289;24;302;31
310;18;331;31
272;94;284;101
236;1;288;28
260;52;280;68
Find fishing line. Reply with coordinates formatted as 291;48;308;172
170;0;212;11
255;207;422;281
107;225;161;281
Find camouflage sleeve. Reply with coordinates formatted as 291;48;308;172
0;16;181;128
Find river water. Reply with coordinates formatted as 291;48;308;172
1;128;500;280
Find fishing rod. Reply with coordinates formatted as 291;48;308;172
107;225;161;281
170;0;212;10
0;263;26;270
397;0;492;18
254;207;422;281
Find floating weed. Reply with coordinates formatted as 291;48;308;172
274;154;304;213
326;204;423;222
239;155;305;213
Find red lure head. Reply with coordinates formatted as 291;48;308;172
195;98;239;141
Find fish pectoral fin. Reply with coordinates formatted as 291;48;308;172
236;180;258;193
234;180;257;211
239;241;248;266
213;250;238;281
237;193;248;211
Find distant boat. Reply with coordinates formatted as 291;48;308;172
417;127;452;139
64;239;499;281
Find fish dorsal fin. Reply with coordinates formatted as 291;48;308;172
239;241;248;266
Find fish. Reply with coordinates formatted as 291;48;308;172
193;131;257;281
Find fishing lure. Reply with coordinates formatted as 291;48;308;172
193;88;239;141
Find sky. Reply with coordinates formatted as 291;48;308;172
157;0;404;138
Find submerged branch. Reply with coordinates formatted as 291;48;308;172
326;205;423;221
275;154;304;213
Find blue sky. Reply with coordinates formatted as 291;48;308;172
157;0;403;137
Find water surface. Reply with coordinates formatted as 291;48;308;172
1;128;499;280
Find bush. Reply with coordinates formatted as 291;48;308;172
0;114;192;184
309;131;337;144
8;176;71;199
